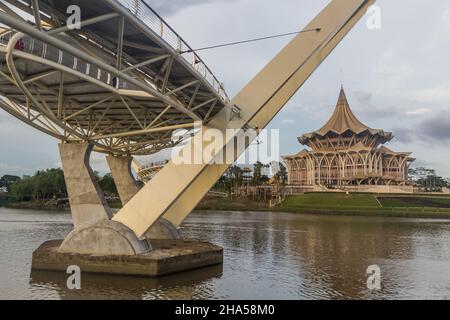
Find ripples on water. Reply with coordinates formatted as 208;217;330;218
0;208;450;300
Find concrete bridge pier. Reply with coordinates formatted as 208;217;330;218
106;155;181;240
33;145;219;277
57;142;150;256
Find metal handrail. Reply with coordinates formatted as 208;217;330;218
116;0;230;103
138;160;169;171
0;32;129;90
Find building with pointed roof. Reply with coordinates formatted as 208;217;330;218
283;87;415;191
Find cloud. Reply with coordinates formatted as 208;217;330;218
0;162;35;176
409;84;450;105
353;90;401;119
419;113;450;141
353;90;433;120
146;0;231;16
441;8;450;32
393;112;450;144
406;108;432;116
410;158;429;168
391;127;415;144
282;119;296;124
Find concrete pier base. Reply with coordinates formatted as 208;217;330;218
145;218;182;240
32;240;223;277
58;220;151;255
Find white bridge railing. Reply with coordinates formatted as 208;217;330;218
0;31;131;91
116;0;229;103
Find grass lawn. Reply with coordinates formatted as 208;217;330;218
283;192;381;208
378;196;450;209
277;192;450;218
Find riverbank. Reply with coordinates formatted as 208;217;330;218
5;199;122;210
197;193;450;219
6;200;68;211
280;193;450;219
4;192;450;220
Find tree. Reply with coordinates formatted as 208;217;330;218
10;177;33;201
98;173;117;195
417;175;449;191
213;165;244;193
228;165;244;190
252;161;270;186
10;169;66;201
0;175;21;192
274;162;288;185
9;168;120;201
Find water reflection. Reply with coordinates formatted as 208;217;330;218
182;212;450;299
1;208;450;299
29;265;223;300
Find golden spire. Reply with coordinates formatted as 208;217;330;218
298;86;393;145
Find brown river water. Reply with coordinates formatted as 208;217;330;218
0;207;450;300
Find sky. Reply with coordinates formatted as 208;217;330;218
1;0;450;177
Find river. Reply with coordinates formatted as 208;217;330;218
0;207;449;300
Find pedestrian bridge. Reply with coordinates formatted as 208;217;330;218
0;0;229;156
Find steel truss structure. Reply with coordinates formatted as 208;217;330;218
0;0;229;155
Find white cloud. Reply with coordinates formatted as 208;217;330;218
440;8;450;31
409;85;450;105
0;162;34;176
405;108;432;116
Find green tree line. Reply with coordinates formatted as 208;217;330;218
10;169;66;201
4;169;117;202
214;161;288;193
3;161;288;201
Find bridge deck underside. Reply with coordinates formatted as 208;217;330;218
0;0;228;155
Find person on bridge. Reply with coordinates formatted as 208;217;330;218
14;38;24;51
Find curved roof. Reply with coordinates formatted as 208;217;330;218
282;148;311;159
299;87;393;144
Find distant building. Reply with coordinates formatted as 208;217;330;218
283;87;415;191
0;186;7;193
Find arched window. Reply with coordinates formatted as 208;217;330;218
329;156;340;185
290;159;300;185
389;158;400;178
319;156;329;185
356;154;365;176
344;154;354;178
297;159;308;185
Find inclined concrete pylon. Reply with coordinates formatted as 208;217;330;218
106;155;139;206
59;142;112;228
106;155;181;240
